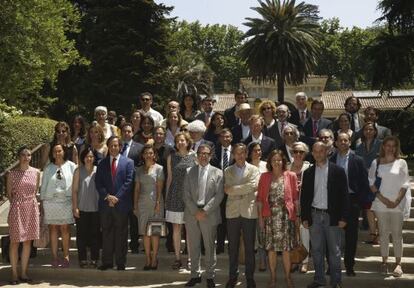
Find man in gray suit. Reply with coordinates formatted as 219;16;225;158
183;144;224;288
224;143;260;288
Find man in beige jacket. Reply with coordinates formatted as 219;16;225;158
224;143;260;288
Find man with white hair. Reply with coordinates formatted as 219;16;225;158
270;104;296;147
231;103;253;144
187;120;214;153
94;106;118;140
291;91;310;127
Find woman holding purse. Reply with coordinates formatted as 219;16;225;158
134;144;164;270
257;150;299;288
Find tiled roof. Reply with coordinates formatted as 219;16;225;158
321;90;414;111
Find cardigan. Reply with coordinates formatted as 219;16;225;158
257;170;298;221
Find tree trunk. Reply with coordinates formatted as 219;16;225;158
277;72;285;104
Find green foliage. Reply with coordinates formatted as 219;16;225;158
170;21;246;93
0;99;22;122
0;117;56;171
0;0;82;114
241;0;320;103
54;0;174;119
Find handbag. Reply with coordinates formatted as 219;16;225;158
289;243;308;264
146;216;167;237
34;211;49;248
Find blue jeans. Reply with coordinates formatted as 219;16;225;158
309;211;343;285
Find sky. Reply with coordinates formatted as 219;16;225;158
155;0;383;31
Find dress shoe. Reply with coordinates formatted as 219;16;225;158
207;278;215;288
225;278;237;288
346;269;356;276
307;282;325;288
98;264;113;271
246;279;256;288
184;277;202;287
117;265;125;270
216;247;224;255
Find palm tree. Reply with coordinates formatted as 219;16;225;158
241;0;320;104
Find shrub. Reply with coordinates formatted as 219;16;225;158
0;116;56;171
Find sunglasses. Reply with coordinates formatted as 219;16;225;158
262;107;272;111
56;169;62;180
293;150;305;154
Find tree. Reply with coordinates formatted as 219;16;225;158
0;0;82;114
54;0;173;119
364;0;414;94
241;0;320;103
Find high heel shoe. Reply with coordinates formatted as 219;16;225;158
151;259;158;270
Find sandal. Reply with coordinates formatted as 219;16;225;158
300;263;308;273
392;264;403;277
171;259;182;270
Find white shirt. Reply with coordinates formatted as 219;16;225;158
312;161;329;209
221;145;232;169
141;107;164;126
122;140;132;157
197;164;209;206
252;133;263;144
241;124;250;141
266;119;275;129
110;155;120;171
235;163;246;182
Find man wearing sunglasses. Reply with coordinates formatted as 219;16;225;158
138;92;163;126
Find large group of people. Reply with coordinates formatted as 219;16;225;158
6;90;411;288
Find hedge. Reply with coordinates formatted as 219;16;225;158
0;116;56;171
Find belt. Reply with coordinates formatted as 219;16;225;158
311;207;328;213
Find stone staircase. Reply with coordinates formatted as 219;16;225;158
0;190;414;287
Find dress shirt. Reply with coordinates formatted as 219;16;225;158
266;119;275;129
109;155;120;171
278;121;288;135
251;133;263;144
299;109;308;124
197;164;209;206
193;140;202;154
221;145;232;169
241;124;250;141
312;161;329;209
235;163;246;182
122;140;132;157
350;112;361;131
336;151;355;194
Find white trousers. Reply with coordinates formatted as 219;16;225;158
375;211;404;258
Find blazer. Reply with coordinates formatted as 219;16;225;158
290;109;310;127
330;151;370;206
257;171;298;221
231;123;245;144
95;155;135;213
263;122;282;147
224;162;260;219
224;105;239;128
300;161;350;226
40;161;77;200
126;140;144;167
301;117;332;147
183;165;224;226
211;145;235;170
243;135;276;160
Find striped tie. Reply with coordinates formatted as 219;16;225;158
223;148;229;170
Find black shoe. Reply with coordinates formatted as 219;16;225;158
307;282;325;288
346;269;356;276
216;247;224;255
98;264;113;271
143;264;152;271
131;248;139;254
184;277;202;287
207;278;215;288
246;279;256;288
225;278;237;288
117;265;125;270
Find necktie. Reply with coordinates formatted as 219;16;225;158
223;148;229;170
312;120;318;137
350;113;356;131
281;121;286;134
121;142;128;156
300;111;305;123
111;157;117;180
198;166;207;205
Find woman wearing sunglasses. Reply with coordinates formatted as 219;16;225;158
40;143;76;268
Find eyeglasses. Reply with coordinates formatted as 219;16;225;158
141;98;151;102
293;150;305;154
56;169;62;180
56;130;67;134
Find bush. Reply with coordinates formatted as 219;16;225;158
0;116;56;171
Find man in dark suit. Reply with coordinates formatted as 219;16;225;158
268;104;296;147
196;96;215;127
330;132;369;277
302;100;332;148
224;90;247;128
211;128;235;254
95;136;135;270
301;141;350;288
121;123;143;253
290;91;311;127
231;103;253;144
243;115;276;160
183;144;224;288
359;106;392;140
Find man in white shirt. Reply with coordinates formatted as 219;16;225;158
138;92;163;126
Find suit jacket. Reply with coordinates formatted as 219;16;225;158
376;124;392;140
301;117;332;147
263;122;282;147
95;155;135;213
126;141;144;167
330;151;370;206
211;145;235;170
183;165;224;226
224;162;260;219
224;105;239;128
243;135;276;160
290;109;310;127
231;123;246;144
300;161;350;226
